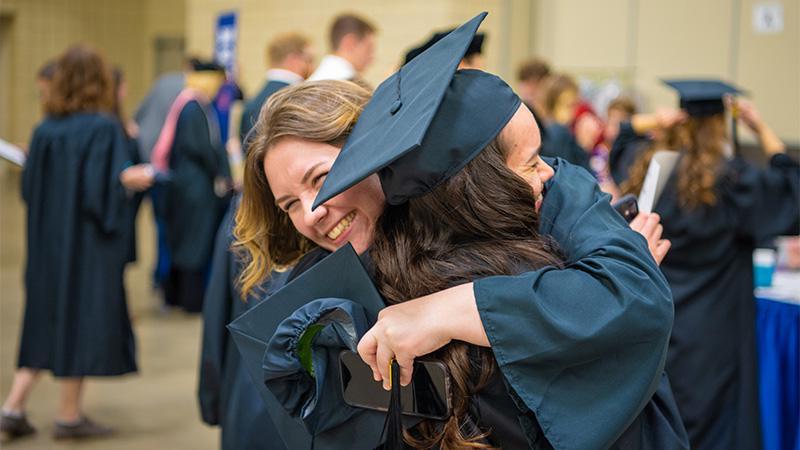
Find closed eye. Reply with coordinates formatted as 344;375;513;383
312;171;329;187
281;199;298;212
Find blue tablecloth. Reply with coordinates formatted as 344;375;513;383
756;280;800;450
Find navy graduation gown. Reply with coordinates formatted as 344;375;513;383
18;113;136;377
475;159;687;449
540;123;591;171
239;80;290;144
609;121;650;185
657;153;799;450
198;197;289;450
164;100;230;271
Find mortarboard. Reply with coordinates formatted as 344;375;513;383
228;244;398;449
313;12;521;208
190;59;225;73
404;30;485;65
662;79;742;117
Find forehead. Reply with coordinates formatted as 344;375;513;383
501;105;542;163
264;138;339;186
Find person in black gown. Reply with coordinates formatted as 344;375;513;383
0;45;136;441
622;79;800;450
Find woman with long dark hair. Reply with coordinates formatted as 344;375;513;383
0;44;136;440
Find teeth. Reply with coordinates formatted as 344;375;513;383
327;212;356;240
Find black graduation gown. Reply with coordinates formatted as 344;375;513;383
540;122;591;171
657;153;800;450
239;80;290;144
609;121;650;186
164;100;230;271
18;113;137;377
198;197;289;450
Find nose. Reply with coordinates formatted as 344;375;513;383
538;159;555;184
301;196;327;229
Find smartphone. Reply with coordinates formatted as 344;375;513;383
338;350;452;420
612;194;639;223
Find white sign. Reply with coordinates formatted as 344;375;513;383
753;3;784;34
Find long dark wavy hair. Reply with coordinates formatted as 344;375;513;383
370;139;565;449
622;114;728;209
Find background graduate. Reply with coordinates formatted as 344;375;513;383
234;13;686;449
622;79;800;450
197;197;289;450
151;59;231;313
0;45;136;440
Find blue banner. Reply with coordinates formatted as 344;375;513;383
214;11;237;75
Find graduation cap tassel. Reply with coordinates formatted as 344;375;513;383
381;359;405;449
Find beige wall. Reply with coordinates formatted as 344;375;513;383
530;0;799;144
0;0;186;146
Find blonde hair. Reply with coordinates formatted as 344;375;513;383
267;33;310;66
234;80;371;298
622;114;727;209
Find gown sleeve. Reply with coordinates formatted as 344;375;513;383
474;159;673;450
726;153;800;241
81;120;129;235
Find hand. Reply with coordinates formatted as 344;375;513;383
357;283;486;389
120;164;155;191
728;96;763;133
629;212;671;265
655;107;687;129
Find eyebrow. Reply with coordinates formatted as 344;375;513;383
274;162;326;206
524;145;542;165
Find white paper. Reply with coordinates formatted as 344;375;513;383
638;150;680;213
0;138;26;167
638;161;661;214
753;3;784;34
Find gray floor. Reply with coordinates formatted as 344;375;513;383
0;164;219;449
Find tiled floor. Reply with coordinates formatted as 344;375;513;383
0;164;219;449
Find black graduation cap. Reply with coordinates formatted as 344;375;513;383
404;30;485;65
313;12;521;208
662;79;743;117
190;58;225;73
228;244;394;449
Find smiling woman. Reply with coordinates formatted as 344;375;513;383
234;80;374;297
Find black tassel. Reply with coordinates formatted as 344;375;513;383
381;359;404;449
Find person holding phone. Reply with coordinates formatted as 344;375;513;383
622;80;800;450
236;14;684;449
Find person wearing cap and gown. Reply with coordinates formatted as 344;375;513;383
233;13;687;450
151;60;231;313
622;79;800;450
403;29;485;69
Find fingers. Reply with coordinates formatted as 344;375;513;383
375;344;394;390
654;239;672;265
356;332;380;382
396;356;415;387
629;212;646;231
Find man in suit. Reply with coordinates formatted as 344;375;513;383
239;33;314;144
308;13;376;85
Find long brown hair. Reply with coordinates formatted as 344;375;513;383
45;44;114;117
234;80;371;298
622;114;727;209
371;140;564;449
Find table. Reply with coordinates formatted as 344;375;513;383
755;271;800;450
